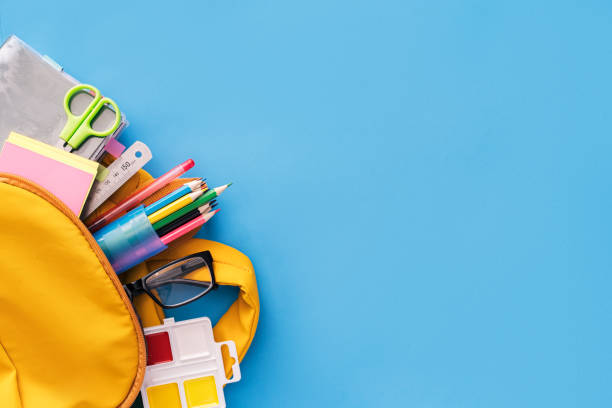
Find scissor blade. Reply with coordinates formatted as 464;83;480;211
55;139;74;152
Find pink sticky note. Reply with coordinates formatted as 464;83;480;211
0;142;95;215
104;137;126;158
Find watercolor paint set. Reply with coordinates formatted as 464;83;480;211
141;317;241;408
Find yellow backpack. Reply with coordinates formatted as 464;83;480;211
0;170;259;408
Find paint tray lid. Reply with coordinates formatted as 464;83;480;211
141;317;241;408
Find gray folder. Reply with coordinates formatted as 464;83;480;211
0;35;126;160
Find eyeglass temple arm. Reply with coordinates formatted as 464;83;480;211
123;280;145;300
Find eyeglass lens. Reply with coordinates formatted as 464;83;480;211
145;256;212;307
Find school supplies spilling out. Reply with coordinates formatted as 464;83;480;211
0;132;99;215
92;176;227;273
87;156;229;274
0;34;249;408
87;159;195;231
141;317;241;408
0;36;127;160
81;141;153;217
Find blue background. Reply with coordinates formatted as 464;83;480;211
2;1;611;406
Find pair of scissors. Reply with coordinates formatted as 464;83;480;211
56;84;121;152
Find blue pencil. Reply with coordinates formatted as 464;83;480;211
144;179;203;215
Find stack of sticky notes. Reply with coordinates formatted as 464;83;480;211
0;132;99;215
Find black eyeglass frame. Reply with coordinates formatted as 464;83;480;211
123;251;217;309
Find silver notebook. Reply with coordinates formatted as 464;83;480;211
0;35;126;160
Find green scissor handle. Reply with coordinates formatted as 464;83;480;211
58;84;122;149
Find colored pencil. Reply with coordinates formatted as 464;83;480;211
160;209;220;245
148;189;204;224
88;159;195;232
156;201;217;237
152;183;231;231
144;179;204;215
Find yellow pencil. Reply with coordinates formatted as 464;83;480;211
147;189;204;224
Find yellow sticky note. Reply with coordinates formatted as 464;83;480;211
184;376;219;408
7;132;99;175
147;383;182;408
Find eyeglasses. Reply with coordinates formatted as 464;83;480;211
123;251;217;308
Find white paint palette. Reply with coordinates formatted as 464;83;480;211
141;317;241;408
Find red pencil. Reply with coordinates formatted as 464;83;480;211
160;209;219;245
88;159;195;232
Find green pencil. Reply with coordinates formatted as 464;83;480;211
152;183;231;230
